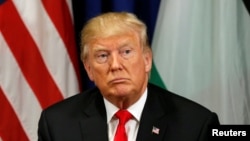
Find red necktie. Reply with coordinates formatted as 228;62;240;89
114;110;132;141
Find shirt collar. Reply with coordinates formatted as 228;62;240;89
104;88;148;123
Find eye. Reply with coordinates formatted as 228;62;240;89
120;47;134;59
95;51;109;63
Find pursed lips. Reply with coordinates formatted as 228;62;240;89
109;78;129;84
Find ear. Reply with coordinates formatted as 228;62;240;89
143;48;152;73
83;61;94;81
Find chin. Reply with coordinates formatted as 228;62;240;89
112;85;133;96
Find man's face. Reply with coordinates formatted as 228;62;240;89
84;32;152;103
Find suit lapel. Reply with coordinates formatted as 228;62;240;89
79;89;109;141
136;84;170;141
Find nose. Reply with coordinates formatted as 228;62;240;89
110;52;122;71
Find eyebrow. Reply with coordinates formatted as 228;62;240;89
92;45;109;52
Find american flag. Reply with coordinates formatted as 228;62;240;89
152;126;160;135
0;0;81;140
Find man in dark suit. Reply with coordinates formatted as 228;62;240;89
38;12;220;141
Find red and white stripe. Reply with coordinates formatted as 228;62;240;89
0;0;81;140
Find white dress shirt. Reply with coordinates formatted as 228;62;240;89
103;88;148;141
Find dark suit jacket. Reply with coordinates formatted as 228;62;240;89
38;83;220;141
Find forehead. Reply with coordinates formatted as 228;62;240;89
89;32;140;49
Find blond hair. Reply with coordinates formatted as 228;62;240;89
80;12;150;62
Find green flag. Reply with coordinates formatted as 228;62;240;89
150;0;250;124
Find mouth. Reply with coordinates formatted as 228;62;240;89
109;78;129;84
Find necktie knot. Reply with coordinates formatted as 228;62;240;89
115;110;132;124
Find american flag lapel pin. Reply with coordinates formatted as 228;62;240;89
152;126;160;135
